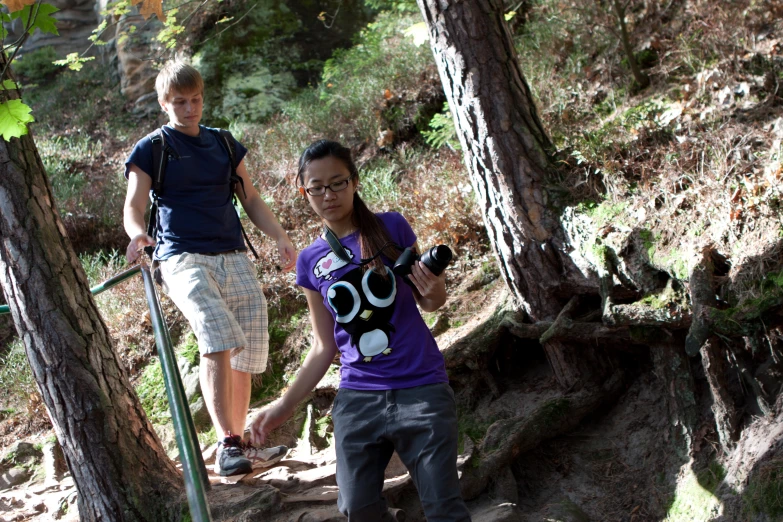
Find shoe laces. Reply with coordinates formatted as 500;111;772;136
220;433;245;457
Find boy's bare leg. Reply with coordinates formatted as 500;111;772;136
200;350;234;438
231;369;252;436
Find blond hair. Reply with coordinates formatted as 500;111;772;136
155;61;204;102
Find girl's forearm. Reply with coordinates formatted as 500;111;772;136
278;342;336;412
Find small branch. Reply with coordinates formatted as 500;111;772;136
611;0;649;89
540;296;579;344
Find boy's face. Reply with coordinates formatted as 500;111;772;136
160;87;203;135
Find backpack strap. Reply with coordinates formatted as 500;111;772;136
144;127;170;259
210;128;259;260
148;128;169;197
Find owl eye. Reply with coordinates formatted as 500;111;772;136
362;266;396;309
327;281;361;323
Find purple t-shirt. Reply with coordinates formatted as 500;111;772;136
296;212;448;391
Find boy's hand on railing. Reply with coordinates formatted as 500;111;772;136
250;401;292;446
126;234;156;264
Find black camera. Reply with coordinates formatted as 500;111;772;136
393;245;453;283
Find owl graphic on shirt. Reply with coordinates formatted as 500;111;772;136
316;256;397;363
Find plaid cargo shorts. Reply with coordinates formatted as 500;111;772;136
160;251;269;374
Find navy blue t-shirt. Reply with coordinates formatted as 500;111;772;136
125;125;249;260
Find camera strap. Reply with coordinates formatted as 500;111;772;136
322;226;402;267
323;226;353;264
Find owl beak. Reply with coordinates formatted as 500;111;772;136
359;309;373;321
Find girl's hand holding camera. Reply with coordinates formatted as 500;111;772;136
409;260;447;312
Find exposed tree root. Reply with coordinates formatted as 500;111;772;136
651;340;698;458
458;372;626;500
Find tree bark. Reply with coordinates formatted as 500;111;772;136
0;69;182;520
417;0;607;389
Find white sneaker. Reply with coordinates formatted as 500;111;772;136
243;444;288;469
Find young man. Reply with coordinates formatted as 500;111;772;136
123;60;297;476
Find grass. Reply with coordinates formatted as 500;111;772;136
0;339;36;413
135;358;171;425
278;8;434;143
664;461;726;521
24;61;141;138
39;134;102;206
743;459;783;518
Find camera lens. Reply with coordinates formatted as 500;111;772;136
421;245;452;276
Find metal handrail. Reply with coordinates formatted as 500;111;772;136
1;263;213;519
140;264;212;522
0;265;142;316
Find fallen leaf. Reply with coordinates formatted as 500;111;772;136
0;0;34;13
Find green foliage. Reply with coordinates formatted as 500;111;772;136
176;333;200;368
364;0;418;12
156;8;184;49
664;461;725;521
79;250;125;286
191;1;305;127
39;134;101;205
457;411;493;449
12;46;59;82
250;306;307;405
219;67;296;123
357;162;400;206
0;339;35;409
743;460;783;518
639;229;657;258
307;9;433;139
579;201;627;228
25;60;136;137
53;53;95;72
0;2;59;45
422;102;460;150
136;359;170;424
197;426;216;448
0;99;34;140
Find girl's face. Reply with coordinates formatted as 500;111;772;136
301;156;358;228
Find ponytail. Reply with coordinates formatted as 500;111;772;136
352;193;401;275
298;139;401;273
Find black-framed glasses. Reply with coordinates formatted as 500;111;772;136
303;176;354;196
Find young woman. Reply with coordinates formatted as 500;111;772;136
250;140;470;521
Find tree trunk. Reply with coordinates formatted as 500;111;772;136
417;0;607;389
0;68;182;520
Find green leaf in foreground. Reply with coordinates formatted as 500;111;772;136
0;99;34;140
10;3;60;36
52;53;95;71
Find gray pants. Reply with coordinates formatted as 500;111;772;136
333;383;471;522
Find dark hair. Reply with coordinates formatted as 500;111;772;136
298;139;400;274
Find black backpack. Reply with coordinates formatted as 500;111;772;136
144;127;259;260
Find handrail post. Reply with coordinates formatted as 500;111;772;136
140;265;213;522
